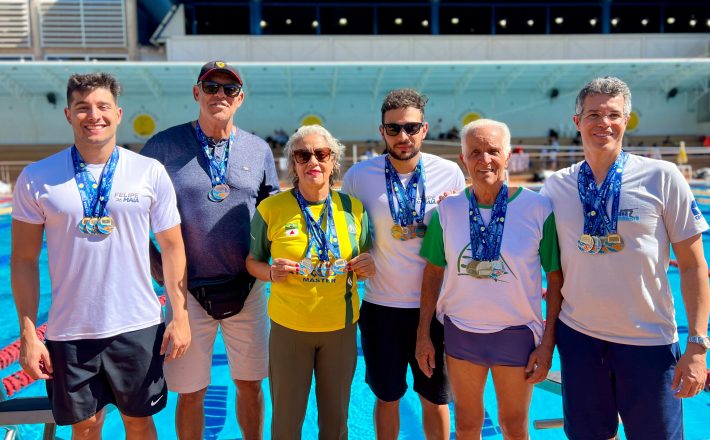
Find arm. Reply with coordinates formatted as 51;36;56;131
526;269;563;384
154;225;191;362
11;220;52;379
671;233;710;398
148;239;164;286
415;262;445;378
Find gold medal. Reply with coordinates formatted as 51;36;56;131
391;224;403;240
603;233;624;253
577;234;594;253
96;216;114;235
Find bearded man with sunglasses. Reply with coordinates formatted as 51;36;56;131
341;88;465;439
142;61;279;440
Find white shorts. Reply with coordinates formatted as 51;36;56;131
164;280;269;393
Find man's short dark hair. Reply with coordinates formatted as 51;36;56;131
66;72;121;106
381;88;428;123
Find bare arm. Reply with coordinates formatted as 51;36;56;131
415;262;445;378
526;269;563;384
671;233;710;398
11;220;52;379
154;225;191;362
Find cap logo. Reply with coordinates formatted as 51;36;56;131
216;61;225;68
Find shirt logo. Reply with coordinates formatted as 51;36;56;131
348;224;357;234
690;200;702;221
285;222;299;237
114;192;140;203
618;208;640;222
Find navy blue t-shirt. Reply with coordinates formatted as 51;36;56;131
141;122;279;288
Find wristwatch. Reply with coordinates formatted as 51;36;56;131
687;335;710;350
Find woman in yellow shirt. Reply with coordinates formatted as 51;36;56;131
247;125;374;439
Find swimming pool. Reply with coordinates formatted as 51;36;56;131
1;189;709;439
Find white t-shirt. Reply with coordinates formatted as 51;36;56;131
541;154;709;345
341;153;466;308
420;188;560;345
13;147;181;341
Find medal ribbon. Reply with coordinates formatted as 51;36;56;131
384;156;426;226
195;121;233;188
294;189;341;262
577;151;628;236
468;184;508;261
71;145;119;218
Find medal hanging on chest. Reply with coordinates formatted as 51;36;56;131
466;185;508;279
294;190;347;278
384;156;427;241
195;121;234;202
72;146;119;236
577;151;628;255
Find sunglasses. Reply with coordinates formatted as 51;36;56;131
199;81;242;98
293;148;333;164
382;122;424;136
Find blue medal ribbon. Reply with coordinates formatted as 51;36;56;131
294;189;341;264
195;121;233;188
468;184;508;261
384;156;426;227
577;151;628;237
71;145;119;221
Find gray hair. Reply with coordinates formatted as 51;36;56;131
575;76;632;116
284;125;346;187
460;119;512;155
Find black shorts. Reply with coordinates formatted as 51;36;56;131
45;323;167;426
358;301;452;404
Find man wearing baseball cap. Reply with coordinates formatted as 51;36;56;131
142;60;279;439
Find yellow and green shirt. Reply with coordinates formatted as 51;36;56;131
250;189;371;332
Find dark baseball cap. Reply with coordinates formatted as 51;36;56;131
197;61;242;86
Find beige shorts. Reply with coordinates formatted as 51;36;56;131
164;280;269;393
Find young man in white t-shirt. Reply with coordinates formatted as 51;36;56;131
11;73;190;439
541;77;710;439
341;88;465;439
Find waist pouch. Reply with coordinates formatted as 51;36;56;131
189;273;255;320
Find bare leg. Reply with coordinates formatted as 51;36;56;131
374;398;400;440
235;379;264;440
71;408;106;440
120;414;158;440
490;365;533;440
446;355;489;440
175;388;208;440
419;395;451;440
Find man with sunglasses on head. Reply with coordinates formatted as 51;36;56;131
341;88;465;439
141;60;279;440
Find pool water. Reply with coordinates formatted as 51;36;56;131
1;191;710;439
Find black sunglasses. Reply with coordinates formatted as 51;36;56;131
199;81;242;98
293;148;333;164
382;122;424;136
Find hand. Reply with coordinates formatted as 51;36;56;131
19;335;53;380
525;343;553;384
161;315;191;362
348;253;376;279
270;258;300;282
671;345;707;398
415;333;436;378
437;189;458;203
